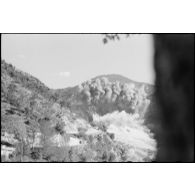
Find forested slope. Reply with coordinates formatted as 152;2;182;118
1;60;157;162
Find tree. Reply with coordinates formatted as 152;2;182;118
102;34;132;44
2;115;27;161
55;120;65;135
7;83;18;106
6;83;30;110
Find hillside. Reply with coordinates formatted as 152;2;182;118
52;74;154;119
1;60;157;162
94;74;154;95
94;74;140;84
1;60;50;99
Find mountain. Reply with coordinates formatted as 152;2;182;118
1;60;157;162
94;74;154;96
94;74;143;85
1;60;65;161
52;74;155;120
1;59;50;100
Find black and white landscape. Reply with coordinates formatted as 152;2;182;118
1;34;194;162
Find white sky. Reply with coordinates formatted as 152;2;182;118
1;34;155;89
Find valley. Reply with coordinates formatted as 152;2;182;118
1;59;158;162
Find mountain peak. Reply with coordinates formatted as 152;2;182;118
91;74;154;96
93;74;150;86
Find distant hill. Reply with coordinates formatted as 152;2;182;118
94;74;154;96
1;60;154;120
94;74;142;85
52;74;155;122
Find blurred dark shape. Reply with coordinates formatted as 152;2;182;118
154;34;194;162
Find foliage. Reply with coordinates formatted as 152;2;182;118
1;115;27;140
1;59;156;162
1;60;50;99
78;77;151;117
92;111;157;162
102;34;131;44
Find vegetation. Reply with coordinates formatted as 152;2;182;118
78;77;150;116
1;59;156;162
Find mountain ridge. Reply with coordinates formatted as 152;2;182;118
94;74;153;86
1;59;153;93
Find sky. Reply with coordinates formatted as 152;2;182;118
1;34;155;89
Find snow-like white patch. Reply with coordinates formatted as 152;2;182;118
62;116;91;134
50;134;66;147
108;124;155;151
31;132;42;147
68;137;84;146
62;115;78;134
1;145;15;160
93;111;157;162
85;127;100;135
1;132;19;145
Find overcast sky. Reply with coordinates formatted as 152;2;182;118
2;34;155;89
